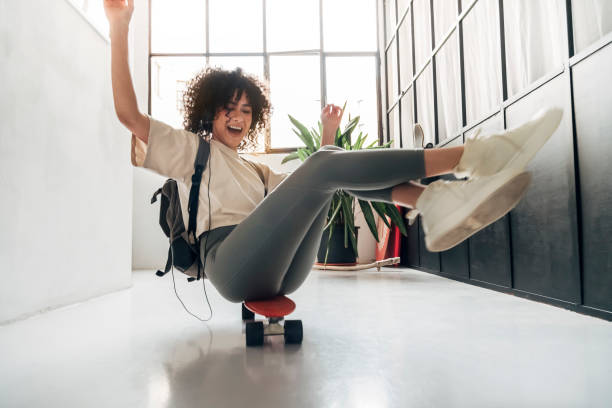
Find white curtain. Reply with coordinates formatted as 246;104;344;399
433;0;458;45
416;64;435;146
398;13;413;90
463;0;502;124
504;0;566;97
389;106;401;148
436;31;462;141
400;88;414;147
572;0;612;53
413;0;432;70
386;39;399;105
385;0;397;42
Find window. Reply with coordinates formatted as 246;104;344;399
436;31;462;141
462;0;502;123
433;0;458;45
504;0;566;97
386;38;399;106
416;63;435;146
398;9;414;91
149;0;380;152
572;0;612;54
413;0;432;71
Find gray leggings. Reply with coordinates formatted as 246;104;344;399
200;145;426;302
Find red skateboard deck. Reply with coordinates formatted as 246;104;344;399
244;295;296;318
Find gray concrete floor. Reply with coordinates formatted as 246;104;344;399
1;268;611;407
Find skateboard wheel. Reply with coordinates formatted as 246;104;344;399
246;321;264;346
284;320;303;344
241;303;255;320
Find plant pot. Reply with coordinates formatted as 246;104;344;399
317;224;360;265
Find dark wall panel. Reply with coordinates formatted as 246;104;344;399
464;114;512;287
505;75;581;303
419;219;441;272
403;221;420;268
440;242;469;278
572;43;612;311
439;136;470;278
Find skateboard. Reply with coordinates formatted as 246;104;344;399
241;295;302;347
313;256;401;271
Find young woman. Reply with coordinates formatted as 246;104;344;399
104;0;562;302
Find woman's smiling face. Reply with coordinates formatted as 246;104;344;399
211;90;253;151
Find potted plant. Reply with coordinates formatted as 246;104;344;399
282;110;408;265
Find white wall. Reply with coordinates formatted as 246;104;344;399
0;1;133;324
130;0;376;269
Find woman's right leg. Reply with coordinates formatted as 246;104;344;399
202;146;429;302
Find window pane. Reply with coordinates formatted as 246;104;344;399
463;0;501;123
398;10;413;90
209;0;263;52
266;0;319;52
397;0;410;21
413;0;432;70
323;0;376;52
269;56;321;148
386;39;399;106
385;0;397;42
572;0;612;53
151;0;206;53
207;57;264;80
504;0;566;97
326;57;379;148
389;105;401;148
400;87;414;148
150;57;207;128
433;0;457;45
436;31;462;142
416;63;435;146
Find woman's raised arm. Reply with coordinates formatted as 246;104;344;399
104;0;149;143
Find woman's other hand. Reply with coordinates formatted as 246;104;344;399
104;0;134;27
320;104;343;146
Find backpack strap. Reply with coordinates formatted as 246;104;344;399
187;137;210;280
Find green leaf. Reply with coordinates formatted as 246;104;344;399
383;203;408;237
288;114;316;151
297;148;309;162
365;139;379;149
335;128;342;147
371;201;391;229
323;222;334;265
311;126;321;150
355;132;368;150
340;195;358;257
358;199;379;242
281;151;300;164
323;199;342;231
341;116;360;147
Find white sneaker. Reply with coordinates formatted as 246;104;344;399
416;168;532;252
413;123;424;148
453;107;563;179
405;208;420;226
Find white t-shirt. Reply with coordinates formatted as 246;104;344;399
131;116;290;237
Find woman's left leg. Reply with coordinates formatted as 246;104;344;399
202;145;428;302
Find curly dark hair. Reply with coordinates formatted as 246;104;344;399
182;67;271;152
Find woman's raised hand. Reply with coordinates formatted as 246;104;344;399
320;104;344;146
321;104;344;132
103;0;134;27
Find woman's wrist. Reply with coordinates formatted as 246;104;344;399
109;22;130;38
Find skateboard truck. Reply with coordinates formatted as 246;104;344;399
241;295;302;347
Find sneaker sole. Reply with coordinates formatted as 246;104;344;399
426;171;532;252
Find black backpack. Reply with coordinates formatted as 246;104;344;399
151;137;210;282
